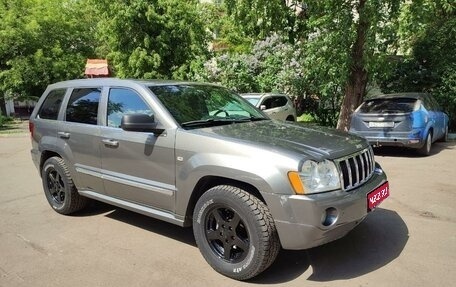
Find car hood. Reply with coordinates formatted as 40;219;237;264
198;120;368;160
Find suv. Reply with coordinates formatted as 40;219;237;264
241;93;297;121
30;79;389;280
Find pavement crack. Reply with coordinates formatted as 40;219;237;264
0;193;41;205
16;234;50;256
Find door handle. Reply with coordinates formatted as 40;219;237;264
57;132;70;139
102;139;119;148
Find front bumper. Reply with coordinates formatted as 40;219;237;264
262;164;388;250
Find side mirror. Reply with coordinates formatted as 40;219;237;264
121;114;165;134
260;105;267;110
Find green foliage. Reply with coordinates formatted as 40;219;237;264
382;0;456;130
0;0;97;100
297;113;315;123
224;0;307;44
94;0;209;80
199;2;251;53
195;33;305;95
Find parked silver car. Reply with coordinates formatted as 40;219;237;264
241;93;297;121
30;79;388;280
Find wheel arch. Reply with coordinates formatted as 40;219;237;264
40;150;62;174
286;115;295;121
183;176;266;226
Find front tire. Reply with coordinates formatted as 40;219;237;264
193;185;280;280
41;156;88;214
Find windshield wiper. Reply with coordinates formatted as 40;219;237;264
181;116;268;128
249;116;268;121
181;118;231;127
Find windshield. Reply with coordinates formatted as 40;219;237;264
359;98;418;114
149;84;268;128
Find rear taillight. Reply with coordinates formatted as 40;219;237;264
29;121;34;138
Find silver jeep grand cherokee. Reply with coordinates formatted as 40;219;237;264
30;78;389;280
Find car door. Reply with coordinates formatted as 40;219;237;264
60;87;104;194
99;87;176;212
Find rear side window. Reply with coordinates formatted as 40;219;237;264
262;96;288;109
107;88;153;128
66;88;101;125
359;98;417;113
37;89;66;120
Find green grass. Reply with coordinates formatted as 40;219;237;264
297;113;315;123
0;119;29;135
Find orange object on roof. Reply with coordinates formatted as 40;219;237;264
84;59;109;77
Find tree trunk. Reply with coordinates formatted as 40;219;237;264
0;96;7;116
336;0;369;132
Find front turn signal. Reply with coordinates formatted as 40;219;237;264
288;171;305;195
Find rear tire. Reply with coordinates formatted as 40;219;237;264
193;185;280;280
418;132;432;156
440;126;448;142
41;156;88;214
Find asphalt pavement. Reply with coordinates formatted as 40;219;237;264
0;134;455;287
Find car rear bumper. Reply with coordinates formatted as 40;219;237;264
262;164;388;250
350;130;426;148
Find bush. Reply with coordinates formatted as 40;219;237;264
0;114;14;127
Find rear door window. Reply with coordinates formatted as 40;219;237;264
66;88;101;125
37;89;66;120
359;98;417;113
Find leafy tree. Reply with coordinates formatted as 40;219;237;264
93;0;209;80
0;0;97;109
198;2;251;53
224;0;307;44
382;0;456;130
301;0;403;130
220;0;403;129
196;33;305;96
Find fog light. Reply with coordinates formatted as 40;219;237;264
322;207;338;227
409;139;420;144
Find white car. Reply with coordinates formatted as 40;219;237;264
241;93;297;121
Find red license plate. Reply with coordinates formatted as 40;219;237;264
367;182;389;211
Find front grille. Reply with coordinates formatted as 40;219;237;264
336;148;375;190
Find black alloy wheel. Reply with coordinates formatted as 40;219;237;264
204;205;249;263
193;185;280;280
41;156;88;214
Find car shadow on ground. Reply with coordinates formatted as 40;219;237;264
76;203;408;284
373;141;456;157
251;208;408;283
74;200;196;245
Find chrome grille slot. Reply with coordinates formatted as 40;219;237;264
336;148;375;191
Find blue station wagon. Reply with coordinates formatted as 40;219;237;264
350;93;449;155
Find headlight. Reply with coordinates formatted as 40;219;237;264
288;160;341;194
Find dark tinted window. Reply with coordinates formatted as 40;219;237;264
107;88;153;128
66;88;101;125
261;96;288;109
37;89;66;120
359;98;417;113
273;96;288;107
